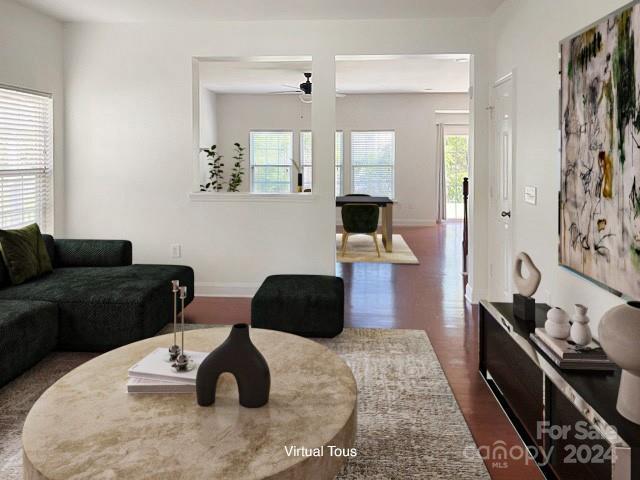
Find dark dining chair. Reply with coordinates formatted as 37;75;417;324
341;204;381;257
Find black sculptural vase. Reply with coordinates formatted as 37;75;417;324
196;323;270;408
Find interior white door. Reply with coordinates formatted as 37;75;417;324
492;75;514;300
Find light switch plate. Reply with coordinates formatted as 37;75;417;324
524;186;537;205
171;244;182;258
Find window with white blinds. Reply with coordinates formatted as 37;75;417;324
300;131;313;191
351;131;395;198
299;131;344;195
250;131;293;193
335;132;344;196
0;86;53;230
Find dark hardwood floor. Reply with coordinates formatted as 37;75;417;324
184;223;543;479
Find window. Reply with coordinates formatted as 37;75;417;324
351;131;395;198
299;131;344;195
300;131;313;191
335;132;344;196
444;133;469;219
250;131;293;193
351;131;396;198
0;86;53;230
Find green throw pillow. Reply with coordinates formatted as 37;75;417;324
0;224;53;285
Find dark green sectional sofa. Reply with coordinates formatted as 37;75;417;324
0;235;194;388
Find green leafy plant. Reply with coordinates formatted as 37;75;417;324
200;144;224;192
227;142;246;192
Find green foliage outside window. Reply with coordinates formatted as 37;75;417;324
444;135;468;204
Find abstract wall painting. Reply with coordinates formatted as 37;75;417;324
560;1;640;298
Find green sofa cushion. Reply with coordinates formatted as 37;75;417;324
0;224;53;285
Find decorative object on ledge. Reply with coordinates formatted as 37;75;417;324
599;301;640;424
544;307;570;340
512;252;541;321
196;323;270;408
200;144;225;192
291;156;302;193
569;303;592;346
168;280;181;361
172;286;194;372
227;142;245;192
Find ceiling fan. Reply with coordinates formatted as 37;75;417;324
270;73;346;103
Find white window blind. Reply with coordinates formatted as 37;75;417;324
335;131;344;196
299;131;344;195
250;131;293;193
351;131;395;198
0;86;53;230
300;131;313;191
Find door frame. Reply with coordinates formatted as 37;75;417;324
489;70;516;300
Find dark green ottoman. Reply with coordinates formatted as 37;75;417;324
251;274;344;338
0;300;58;387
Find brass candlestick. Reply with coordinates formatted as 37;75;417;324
168;280;181;361
173;286;190;371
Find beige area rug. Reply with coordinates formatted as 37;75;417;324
0;327;488;479
336;233;419;264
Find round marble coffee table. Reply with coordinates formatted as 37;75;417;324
22;327;357;480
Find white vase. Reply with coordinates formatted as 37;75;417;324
570;304;592;346
545;307;570;339
599;301;640;425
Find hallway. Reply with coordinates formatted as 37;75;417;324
186;223;543;479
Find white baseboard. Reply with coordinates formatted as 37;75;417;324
195;282;259;297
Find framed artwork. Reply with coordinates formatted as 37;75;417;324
560;0;640;298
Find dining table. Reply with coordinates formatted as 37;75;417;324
336;195;394;252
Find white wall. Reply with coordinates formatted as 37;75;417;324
63;18;491;297
212;92;468;225
199;89;218;149
0;0;64;234
490;0;630;334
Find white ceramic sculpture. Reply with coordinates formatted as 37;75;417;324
513;252;541;297
545;307;570;339
599;301;640;424
569;304;592;346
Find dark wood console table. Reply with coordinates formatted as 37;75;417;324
479;301;640;479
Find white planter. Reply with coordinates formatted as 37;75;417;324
570;304;592;346
545;307;570;339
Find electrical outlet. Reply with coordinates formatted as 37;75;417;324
171;244;182;259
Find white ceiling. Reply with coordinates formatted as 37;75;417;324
200;55;470;94
16;0;505;22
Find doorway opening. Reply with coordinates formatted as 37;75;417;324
444;127;469;220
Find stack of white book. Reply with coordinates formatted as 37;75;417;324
127;348;207;393
529;328;614;371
